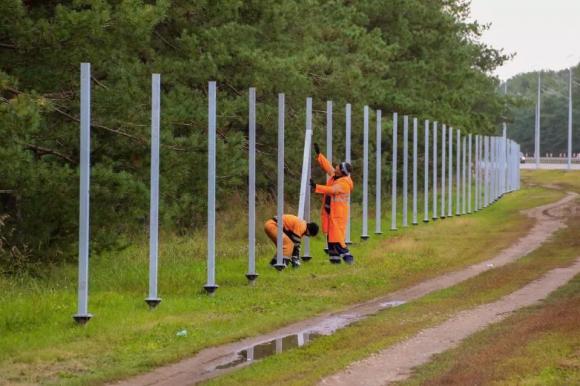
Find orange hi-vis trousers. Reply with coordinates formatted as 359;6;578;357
264;219;294;257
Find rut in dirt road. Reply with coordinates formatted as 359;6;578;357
319;257;580;386
111;192;577;386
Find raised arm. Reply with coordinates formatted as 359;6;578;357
317;153;335;177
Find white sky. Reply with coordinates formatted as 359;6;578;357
469;0;580;80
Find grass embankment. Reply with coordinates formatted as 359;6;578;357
396;170;580;386
0;181;563;385
206;171;580;386
398;276;580;386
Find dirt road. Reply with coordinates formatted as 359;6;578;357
319;258;580;386
112;192;578;386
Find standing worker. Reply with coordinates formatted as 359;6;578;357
310;143;354;264
264;214;319;268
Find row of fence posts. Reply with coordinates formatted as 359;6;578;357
73;64;521;324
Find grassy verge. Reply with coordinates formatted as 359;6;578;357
397;275;580;386
521;169;580;192
396;171;580;386
205;181;580;386
0;180;564;385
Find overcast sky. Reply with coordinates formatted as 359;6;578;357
469;0;580;80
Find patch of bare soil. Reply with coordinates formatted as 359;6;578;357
319;258;580;386
112;193;578;386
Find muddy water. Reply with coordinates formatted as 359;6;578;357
209;301;406;374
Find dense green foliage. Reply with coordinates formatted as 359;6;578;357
0;0;507;267
505;64;580;156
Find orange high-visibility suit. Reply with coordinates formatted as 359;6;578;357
264;214;307;257
313;154;353;247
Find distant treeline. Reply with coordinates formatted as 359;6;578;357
505;64;580;156
0;0;507;269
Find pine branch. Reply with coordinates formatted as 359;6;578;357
23;143;76;164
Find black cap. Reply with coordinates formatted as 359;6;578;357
306;222;319;237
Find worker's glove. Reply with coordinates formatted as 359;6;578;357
309;178;316;193
314;143;320;155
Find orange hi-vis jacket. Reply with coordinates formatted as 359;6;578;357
314;153;353;247
264;215;307;257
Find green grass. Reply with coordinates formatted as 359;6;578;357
392;171;580;386
205;172;580;386
399;274;580;386
0;177;566;385
522;169;580;192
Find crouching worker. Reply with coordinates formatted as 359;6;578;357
310;143;354;264
264;215;319;268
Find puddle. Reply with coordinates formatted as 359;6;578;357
207;300;406;375
380;300;407;308
215;332;322;370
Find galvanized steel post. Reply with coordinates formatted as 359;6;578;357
441;124;446;218
345;104;352;244
424;120;429;223
74;62;92;324
468;134;472;213
375;110;383;234
462;136;466;215
568;68;573;170
492;136;496;202
301;98;313;262
327;101;333;163
274;94;286;267
362;106;370;239
298;98;313;220
447;126;453;217
204;81;218;294
403;115;409;227
456;129;460;215
484;136;489;207
535;73;541;169
146;74;162;308
324;101;332;252
412;117;418;225
246;88;259;282
474;135;479;211
432;121;438;220
391;112;398;230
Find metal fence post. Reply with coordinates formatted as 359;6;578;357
74;62;92;324
441;123;446;218
299;97;313;263
391;112;398;230
246;88;259;282
375;110;383;234
432;121;438;220
468;134;472;214
403;115;409;227
274;93;286;269
204;81;218;294
146;73;162;308
327;101;333;163
424;120;429;223
492;137;496;201
448;126;453;217
462;135;466;214
456;129;460;215
362;106;370;239
345;104;352;244
412;117;418;225
484;136;489;207
474;135;479;211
